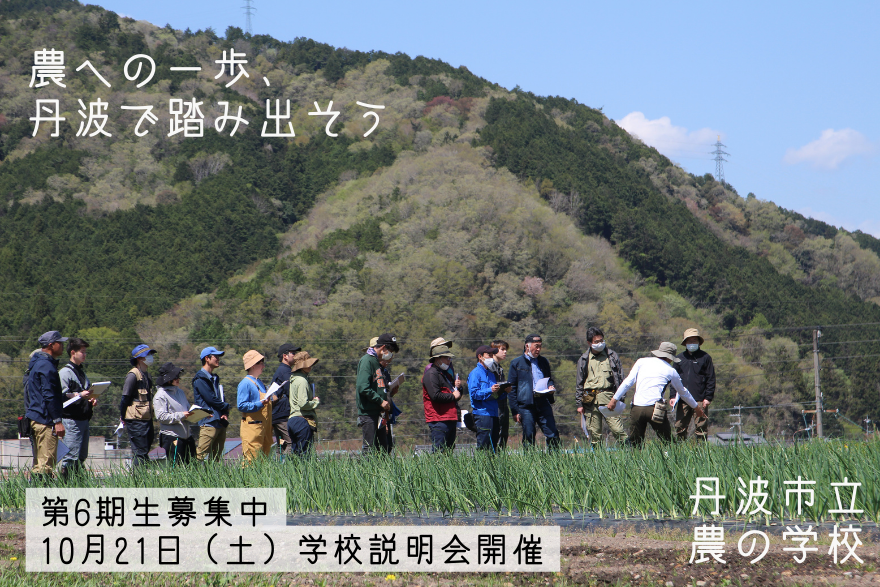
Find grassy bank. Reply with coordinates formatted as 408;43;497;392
2;441;877;522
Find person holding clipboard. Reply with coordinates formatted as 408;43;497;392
153;362;198;465
237;350;274;463
287;351;320;456
58;337;97;479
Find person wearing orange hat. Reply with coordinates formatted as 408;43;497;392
237;350;274;462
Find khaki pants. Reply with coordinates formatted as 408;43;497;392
582;390;627;446
197;425;227;462
241;402;273;463
675;402;710;441
31;422;58;476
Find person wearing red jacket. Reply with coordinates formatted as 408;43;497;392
421;345;462;452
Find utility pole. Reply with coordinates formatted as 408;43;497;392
242;0;255;35
813;328;823;438
711;136;729;184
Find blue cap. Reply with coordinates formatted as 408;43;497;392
200;346;225;360
131;344;156;359
38;331;68;347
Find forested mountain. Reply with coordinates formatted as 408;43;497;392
1;0;878;443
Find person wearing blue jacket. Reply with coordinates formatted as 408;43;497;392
193;346;229;462
467;345;502;452
25;331;68;478
507;333;561;450
237;350;273;463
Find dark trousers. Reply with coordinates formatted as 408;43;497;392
519;399;560;450
428;421;457;452
288;416;315;456
475;415;501;452
158;433;196;465
498;403;510;449
273;421;293;455
126;419;154;467
358;414;392;454
675;402;710;441
628;404;672;447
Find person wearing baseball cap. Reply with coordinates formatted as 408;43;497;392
671;328;716;442
119;343;158;467
422;344;462;452
607;342;705;447
153;362;197;465
193;346;229;462
269;343;301;457
468;345;502;452
507;334;561;450
24;331;68;479
237;350;273;463
355;333;399;453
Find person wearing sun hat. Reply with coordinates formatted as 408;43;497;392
607;342;706;447
153;362;197;465
287;351;321;456
422;343;462;452
119;343;158;467
671;328;716;442
237;350;273;463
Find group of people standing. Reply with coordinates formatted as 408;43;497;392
22;324;718;478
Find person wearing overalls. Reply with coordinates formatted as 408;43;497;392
237;350;273;463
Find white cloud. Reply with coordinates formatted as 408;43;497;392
616;111;721;158
783;129;874;170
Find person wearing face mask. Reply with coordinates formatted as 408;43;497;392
355;333;399;454
120;344;158;468
670;328;716;442
237;350;274;463
422;344;462;452
575;327;627;448
607;342;706;447
507;334;560;450
489;340;512;449
468;345;502;452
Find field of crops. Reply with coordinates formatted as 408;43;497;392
2;441;877;522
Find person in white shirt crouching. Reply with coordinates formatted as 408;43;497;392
606;342;706;447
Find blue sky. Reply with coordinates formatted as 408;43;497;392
97;0;880;235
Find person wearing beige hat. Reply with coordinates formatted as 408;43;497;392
287;351;321;456
670;328;716;442
237;350;274;462
607;342;705;447
422;344;462;452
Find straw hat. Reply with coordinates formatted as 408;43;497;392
650;342;681;363
242;350;265;370
292;351;319;372
680;328;704;346
430;337;453;349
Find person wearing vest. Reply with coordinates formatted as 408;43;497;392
154;362;197;465
25;331;68;479
355;333;399;454
422;344;461;452
58;337;97;478
237;350;273;463
468;345;502;452
287;351;320;456
576;327;627;448
193;346;229;462
119;344;157;468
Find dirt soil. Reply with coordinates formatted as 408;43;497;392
1;521;877;586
